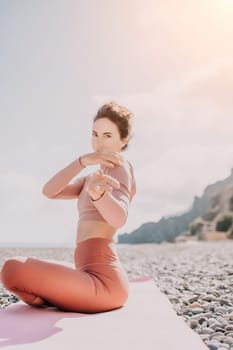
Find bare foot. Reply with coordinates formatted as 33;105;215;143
32;296;49;307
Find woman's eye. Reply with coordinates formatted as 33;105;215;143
92;134;111;138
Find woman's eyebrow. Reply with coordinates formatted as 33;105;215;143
92;130;113;135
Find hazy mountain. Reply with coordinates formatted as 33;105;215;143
118;168;233;244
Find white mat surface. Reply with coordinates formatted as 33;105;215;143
0;276;208;349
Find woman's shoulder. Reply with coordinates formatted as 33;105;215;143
123;159;136;198
105;157;130;183
102;157;136;199
123;158;135;178
114;157;134;175
125;159;133;171
108;157;136;190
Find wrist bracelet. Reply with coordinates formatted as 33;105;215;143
78;156;86;168
90;191;105;201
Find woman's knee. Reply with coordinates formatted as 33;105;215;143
1;256;26;289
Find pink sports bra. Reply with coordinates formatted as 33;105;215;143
77;159;136;228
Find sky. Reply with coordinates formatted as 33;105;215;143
1;0;233;247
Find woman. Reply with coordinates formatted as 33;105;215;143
1;101;136;313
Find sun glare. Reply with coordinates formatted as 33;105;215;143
219;0;233;11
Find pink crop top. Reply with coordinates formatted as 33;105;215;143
42;156;136;229
77;159;136;228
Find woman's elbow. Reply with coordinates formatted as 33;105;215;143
42;188;50;198
109;211;128;229
41;187;55;199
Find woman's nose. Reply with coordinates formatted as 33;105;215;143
96;142;104;150
95;145;103;152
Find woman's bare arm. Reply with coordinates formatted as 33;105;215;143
42;157;86;199
48;176;86;200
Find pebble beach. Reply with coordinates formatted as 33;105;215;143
1;240;233;350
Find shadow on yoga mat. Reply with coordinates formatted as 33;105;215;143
0;302;87;348
0;276;151;348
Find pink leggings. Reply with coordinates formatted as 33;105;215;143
1;237;129;313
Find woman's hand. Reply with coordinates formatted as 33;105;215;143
86;168;120;200
80;151;124;168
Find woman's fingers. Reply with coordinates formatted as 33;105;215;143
95;170;120;189
105;184;113;193
96;169;104;176
98;151;125;167
93;169;120;189
87;170;120;191
81;151;124;167
103;174;120;189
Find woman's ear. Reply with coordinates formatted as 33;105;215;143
121;137;128;148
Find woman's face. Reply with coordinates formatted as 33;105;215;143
92;118;127;153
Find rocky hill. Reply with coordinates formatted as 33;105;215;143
117;168;233;244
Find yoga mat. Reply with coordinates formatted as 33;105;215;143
0;276;208;349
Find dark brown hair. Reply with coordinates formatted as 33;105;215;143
93;101;134;151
